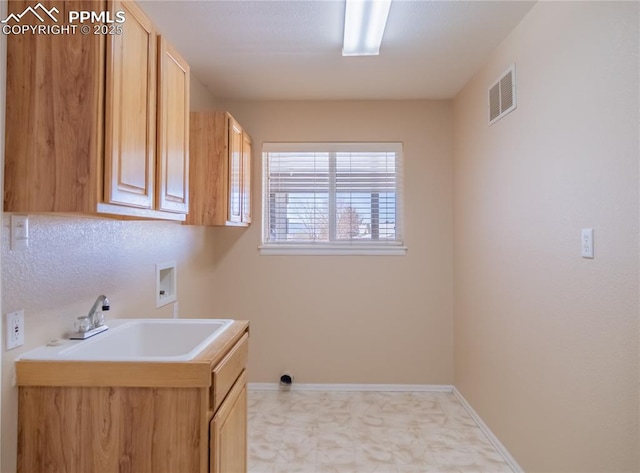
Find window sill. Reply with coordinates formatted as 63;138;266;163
259;244;408;256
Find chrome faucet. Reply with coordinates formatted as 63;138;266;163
87;295;110;328
70;295;110;340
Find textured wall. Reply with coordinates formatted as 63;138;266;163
1;215;217;472
211;100;454;386
453;2;639;472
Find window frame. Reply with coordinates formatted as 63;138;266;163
260;142;407;256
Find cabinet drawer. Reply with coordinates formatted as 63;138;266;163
211;333;248;411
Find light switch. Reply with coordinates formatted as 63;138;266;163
10;215;29;250
581;228;594;259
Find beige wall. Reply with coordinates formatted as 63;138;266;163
0;73;220;473
191;74;220;111
210;100;454;385
453;2;639;472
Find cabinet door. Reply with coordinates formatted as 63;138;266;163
157;36;190;213
210;371;247;473
104;0;156;208
228;118;243;223
241;133;252;224
4;0;105;214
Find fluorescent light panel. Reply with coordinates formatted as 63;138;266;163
342;0;392;56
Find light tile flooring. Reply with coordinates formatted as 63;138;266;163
248;390;513;473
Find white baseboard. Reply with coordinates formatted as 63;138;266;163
452;387;524;473
248;383;523;473
247;382;454;392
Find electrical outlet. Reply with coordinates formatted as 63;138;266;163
6;310;25;350
581;228;594;259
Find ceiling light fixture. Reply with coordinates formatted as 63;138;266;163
342;0;392;56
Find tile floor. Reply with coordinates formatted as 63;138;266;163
248;390;513;473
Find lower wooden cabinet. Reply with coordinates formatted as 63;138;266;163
16;322;249;473
210;371;248;473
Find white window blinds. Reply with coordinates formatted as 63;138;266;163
262;143;405;255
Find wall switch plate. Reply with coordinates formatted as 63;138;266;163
581;228;594;259
10;215;29;250
6;310;25;350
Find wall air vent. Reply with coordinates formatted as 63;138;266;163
489;64;517;125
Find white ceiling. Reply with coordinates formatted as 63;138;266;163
139;0;536;101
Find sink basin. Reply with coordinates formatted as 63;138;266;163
19;318;234;362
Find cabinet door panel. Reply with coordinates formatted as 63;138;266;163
228;118;243;223
105;0;156;208
186;112;228;225
157;36;190;213
18;386;203;473
210;371;247;473
241;134;252;224
4;0;105;213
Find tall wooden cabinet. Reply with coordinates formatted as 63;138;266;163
4;0;190;221
187;112;252;226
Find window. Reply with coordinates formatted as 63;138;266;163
261;142;406;255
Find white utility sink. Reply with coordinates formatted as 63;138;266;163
19;318;234;362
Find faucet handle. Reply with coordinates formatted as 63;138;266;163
102;297;110;311
74;316;92;333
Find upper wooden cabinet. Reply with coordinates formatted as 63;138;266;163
3;0;190;221
187;112;252;226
